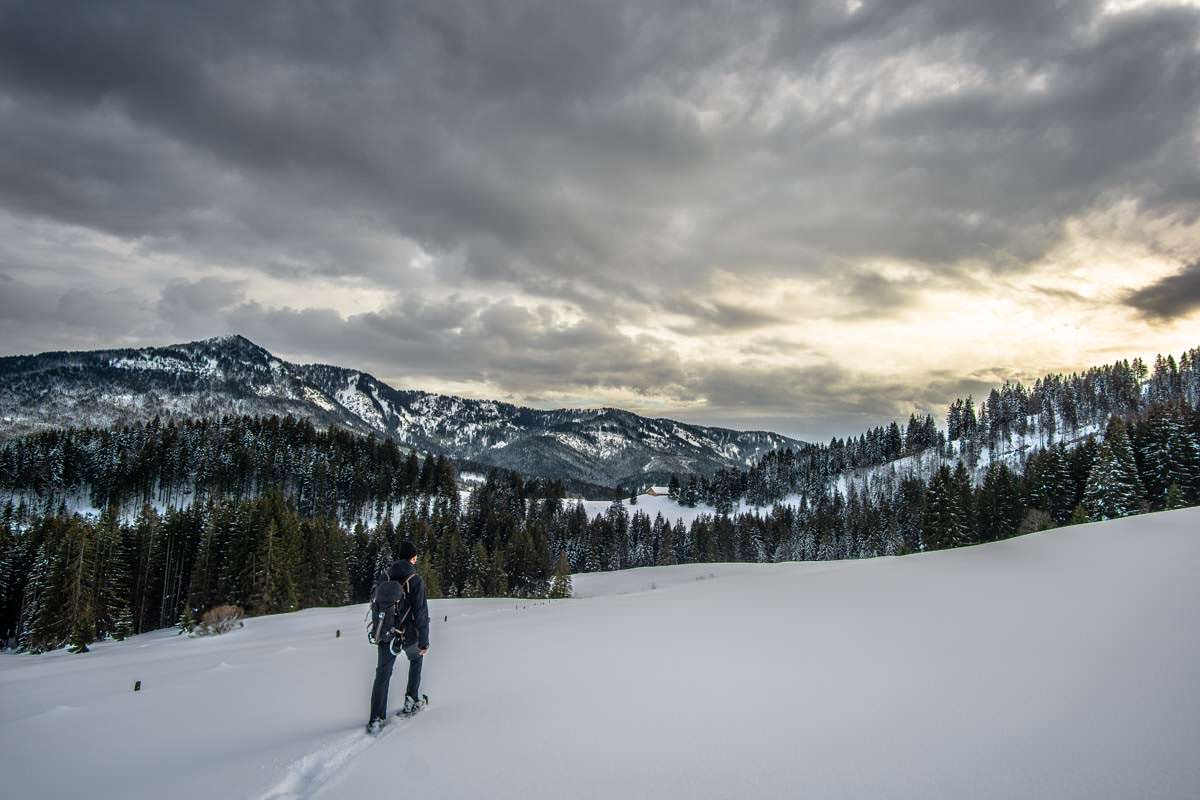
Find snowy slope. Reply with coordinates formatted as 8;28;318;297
3;509;1199;799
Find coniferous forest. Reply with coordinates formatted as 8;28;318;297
1;348;1198;652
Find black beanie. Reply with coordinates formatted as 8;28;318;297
397;541;418;560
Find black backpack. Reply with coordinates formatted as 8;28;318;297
367;571;413;649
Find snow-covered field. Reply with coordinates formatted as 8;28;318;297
3;509;1199;799
576;491;805;525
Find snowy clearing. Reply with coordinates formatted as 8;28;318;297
2;509;1199;799
576;491;806;525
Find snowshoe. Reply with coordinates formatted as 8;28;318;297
397;694;428;717
366;717;386;735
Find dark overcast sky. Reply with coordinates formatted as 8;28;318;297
1;0;1199;441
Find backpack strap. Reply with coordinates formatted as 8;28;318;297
396;574;416;629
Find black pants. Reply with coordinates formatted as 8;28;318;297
369;641;423;721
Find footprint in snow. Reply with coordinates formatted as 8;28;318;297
256;712;425;800
27;705;78;721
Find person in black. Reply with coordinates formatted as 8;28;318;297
368;540;431;731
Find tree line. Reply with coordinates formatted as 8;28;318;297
0;414;464;522
3;399;1197;653
2;346;1199;653
659;347;1200;511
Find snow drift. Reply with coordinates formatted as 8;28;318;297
2;508;1198;799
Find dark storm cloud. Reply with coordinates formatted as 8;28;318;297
207;292;693;401
0;273;160;354
695;362;908;417
1;0;1199;437
1125;261;1200;321
661;297;789;334
157;277;248;338
3;0;1196;293
747;3;1200;271
0;1;767;289
823;269;929;319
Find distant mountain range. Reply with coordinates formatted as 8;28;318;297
0;335;802;488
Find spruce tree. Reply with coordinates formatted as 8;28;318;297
658;519;677;566
921;465;965;550
976;463;1022;541
486;546;508;597
417;552;443;599
548;551;573;599
0;520;14;643
464;542;489;598
187;505;223;616
249;519;281;615
111;605;134;641
93;503;129;640
950;462;976;546
1165;481;1185;510
320;519;351;606
19;543;52;652
1083;419;1144;521
505;524;544;597
61;516;97;653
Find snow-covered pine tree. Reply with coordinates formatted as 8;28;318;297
921;465;965;550
657;517;677;566
111;605;134;641
976;462;1022;542
681;476;700;507
93;503;128;640
1165;417;1200;504
504;524;537;597
1083;419;1144;521
187;504;222;618
646;513;665;566
950;461;976;546
177;606;197;636
628;511;650;567
18;542;52;652
0;519;14;644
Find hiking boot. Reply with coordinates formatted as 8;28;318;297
366;717;384;735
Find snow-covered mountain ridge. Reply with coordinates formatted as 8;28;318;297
0;335;801;487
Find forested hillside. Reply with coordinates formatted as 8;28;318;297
683;348;1200;511
2;347;1199;653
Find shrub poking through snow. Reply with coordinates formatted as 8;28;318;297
194;605;245;636
177;607;197;636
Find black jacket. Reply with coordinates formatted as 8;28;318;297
387;559;431;650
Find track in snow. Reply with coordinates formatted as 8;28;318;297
257;711;425;800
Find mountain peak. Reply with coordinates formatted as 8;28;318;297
192;333;264;351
